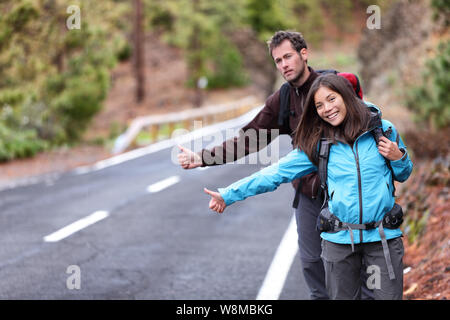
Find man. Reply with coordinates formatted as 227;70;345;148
177;30;366;300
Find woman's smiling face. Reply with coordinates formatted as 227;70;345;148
314;86;347;126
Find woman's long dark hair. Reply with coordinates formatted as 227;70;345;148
293;73;371;165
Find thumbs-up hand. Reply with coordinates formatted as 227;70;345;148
204;188;226;213
177;145;202;169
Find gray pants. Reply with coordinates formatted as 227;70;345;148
294;193;374;300
294;193;329;299
321;237;404;300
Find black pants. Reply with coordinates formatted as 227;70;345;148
294;192;374;300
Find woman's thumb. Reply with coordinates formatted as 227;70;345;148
204;188;217;198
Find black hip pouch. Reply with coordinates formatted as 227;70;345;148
316;206;338;233
382;203;404;229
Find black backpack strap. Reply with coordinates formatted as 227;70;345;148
278;82;291;127
318;138;332;208
369;112;396;197
292;180;302;209
354;75;361;98
316;69;339;75
293;135;333;209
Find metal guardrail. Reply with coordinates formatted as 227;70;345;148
112;96;260;154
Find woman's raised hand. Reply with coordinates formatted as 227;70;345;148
378;136;404;161
204;188;226;213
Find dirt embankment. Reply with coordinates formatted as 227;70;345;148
357;0;449;300
357;0;448;133
397;157;449;300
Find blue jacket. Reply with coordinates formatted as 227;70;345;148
219;118;413;245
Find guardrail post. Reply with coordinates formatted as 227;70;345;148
168;122;175;138
151;124;159;142
183;119;191;131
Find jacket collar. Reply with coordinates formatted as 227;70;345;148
288;66;318;91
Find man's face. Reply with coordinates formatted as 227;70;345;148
272;40;308;84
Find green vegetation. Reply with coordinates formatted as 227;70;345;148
205;37;249;89
151;0;249;90
431;0;450;26
406;41;450;131
0;121;48;161
403;208;430;244
407;1;450;131
309;51;358;74
0;0;130;161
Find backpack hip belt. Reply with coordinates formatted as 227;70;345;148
317;204;403;280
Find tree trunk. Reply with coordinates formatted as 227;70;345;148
134;0;145;103
190;0;203;108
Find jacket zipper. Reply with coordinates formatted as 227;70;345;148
352;140;364;243
351;128;377;243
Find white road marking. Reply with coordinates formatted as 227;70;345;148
147;176;180;193
43;210;109;242
0;173;61;192
256;213;298;300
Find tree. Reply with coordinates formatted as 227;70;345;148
134;0;145;102
407;41;450;131
0;0;130;152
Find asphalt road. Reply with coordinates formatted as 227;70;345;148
0;119;310;300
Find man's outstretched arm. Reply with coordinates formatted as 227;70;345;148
177;93;289;169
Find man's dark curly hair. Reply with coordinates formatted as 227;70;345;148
267;30;308;58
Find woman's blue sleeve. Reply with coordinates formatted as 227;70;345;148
218;149;316;206
382;119;413;182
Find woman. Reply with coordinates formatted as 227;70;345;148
204;74;413;300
